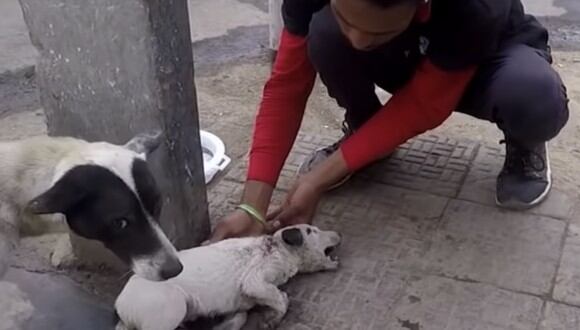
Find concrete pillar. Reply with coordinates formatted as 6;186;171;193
18;0;209;270
268;0;284;50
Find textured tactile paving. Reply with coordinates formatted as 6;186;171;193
361;134;478;198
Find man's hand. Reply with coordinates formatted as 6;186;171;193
204;210;280;245
206;180;277;244
206;209;281;244
268;179;323;229
270;149;351;229
206;149;350;243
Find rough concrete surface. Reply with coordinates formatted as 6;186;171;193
0;281;34;330
1;0;580;329
4;268;113;330
540;302;580;330
0;0;37;75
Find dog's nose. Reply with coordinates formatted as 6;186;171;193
160;259;183;280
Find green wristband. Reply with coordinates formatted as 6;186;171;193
237;204;267;227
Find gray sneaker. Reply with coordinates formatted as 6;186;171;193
496;139;551;209
297;122;353;191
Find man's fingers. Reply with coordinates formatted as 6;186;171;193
264;220;282;234
266;204;295;234
266;206;283;221
206;235;222;245
206;224;229;244
273;207;299;227
207;233;224;244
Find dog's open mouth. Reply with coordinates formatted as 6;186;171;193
324;246;339;261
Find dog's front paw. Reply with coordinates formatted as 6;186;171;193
259;310;287;329
259;310;285;330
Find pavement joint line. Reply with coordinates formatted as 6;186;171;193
220;169;574;224
547;218;571;301
452;195;572;222
455;142;483;198
429;195;453;237
431;270;580;311
434;271;550;301
535;301;549;330
331;181;488;219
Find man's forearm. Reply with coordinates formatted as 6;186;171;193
240;180;275;216
246;29;316;186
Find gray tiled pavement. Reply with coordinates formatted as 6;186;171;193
209;133;580;330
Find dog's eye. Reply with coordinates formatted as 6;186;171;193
306;228;312;235
112;218;128;232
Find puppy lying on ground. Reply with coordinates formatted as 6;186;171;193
0;131;182;281
114;224;342;330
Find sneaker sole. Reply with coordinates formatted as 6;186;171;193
296;146;353;192
495;145;552;210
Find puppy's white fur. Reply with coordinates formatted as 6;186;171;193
0;281;34;330
0;135;175;280
115;225;342;330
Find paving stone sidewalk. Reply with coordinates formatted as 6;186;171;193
208;133;580;330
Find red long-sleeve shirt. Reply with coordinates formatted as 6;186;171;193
247;30;317;185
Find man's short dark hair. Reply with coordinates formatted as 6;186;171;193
365;0;420;8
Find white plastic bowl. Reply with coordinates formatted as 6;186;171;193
200;130;230;184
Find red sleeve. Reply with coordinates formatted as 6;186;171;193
246;29;316;186
340;59;477;171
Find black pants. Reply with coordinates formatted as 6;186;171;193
307;7;569;144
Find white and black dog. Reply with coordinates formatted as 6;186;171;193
0;131;183;281
114;224;342;330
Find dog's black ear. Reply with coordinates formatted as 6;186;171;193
124;130;163;155
282;228;304;247
27;176;86;215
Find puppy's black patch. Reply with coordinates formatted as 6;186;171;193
28;164;162;263
282;228;304;247
262;236;279;255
